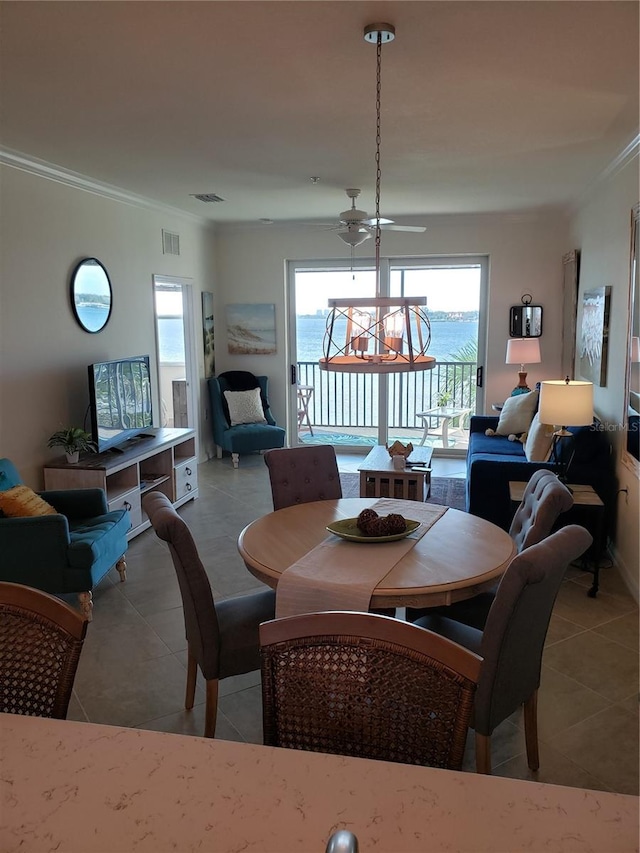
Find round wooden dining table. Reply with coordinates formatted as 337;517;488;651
238;498;516;609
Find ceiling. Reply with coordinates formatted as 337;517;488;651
1;1;638;226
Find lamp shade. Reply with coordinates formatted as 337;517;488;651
539;380;593;427
505;338;541;365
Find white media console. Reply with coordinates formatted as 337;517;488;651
43;428;198;539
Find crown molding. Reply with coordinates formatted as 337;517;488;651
0;147;210;226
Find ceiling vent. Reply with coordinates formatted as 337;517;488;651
162;229;180;255
191;193;225;203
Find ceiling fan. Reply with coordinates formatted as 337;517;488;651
334;188;426;247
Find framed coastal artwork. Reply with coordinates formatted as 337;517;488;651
579;285;611;386
226;303;276;355
202;292;215;377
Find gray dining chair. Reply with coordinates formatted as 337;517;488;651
142;491;275;738
407;470;574;629
413;524;593;774
264;445;342;511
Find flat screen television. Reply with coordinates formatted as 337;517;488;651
88;355;153;453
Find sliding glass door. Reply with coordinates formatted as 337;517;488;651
287;256;487;454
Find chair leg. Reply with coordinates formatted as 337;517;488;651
204;678;219;738
216;445;222;459
115;556;127;582
185;647;198;710
524;690;540;771
475;732;492;774
231;453;239;469
77;590;93;622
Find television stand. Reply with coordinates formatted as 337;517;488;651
43;428;198;540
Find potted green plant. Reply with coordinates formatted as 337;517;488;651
47;427;96;464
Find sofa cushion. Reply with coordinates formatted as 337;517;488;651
68;510;130;569
0;485;57;518
224;388;267;426
494;391;538;436
470;432;527;458
524;413;554;462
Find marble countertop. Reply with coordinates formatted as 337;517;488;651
2;713;638;853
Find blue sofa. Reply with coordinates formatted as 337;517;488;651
466;416;613;531
208;374;285;468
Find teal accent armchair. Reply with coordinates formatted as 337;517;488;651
0;458;130;620
208;374;285;468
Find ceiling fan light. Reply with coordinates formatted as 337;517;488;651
337;229;371;247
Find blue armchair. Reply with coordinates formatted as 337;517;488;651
208;373;285;468
0;458;130;619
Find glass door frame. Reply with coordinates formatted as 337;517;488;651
152;275;198;435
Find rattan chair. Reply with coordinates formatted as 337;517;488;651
142;491;275;738
407;470;574;629
260;611;482;770
0;581;88;719
263;445;342;511
414;525;593;774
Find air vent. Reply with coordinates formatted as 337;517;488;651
162;230;180;255
191;193;225;203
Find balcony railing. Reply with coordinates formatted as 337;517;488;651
296;360;477;435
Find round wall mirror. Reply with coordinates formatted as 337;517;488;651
70;258;112;333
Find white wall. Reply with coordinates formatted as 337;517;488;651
0;165;216;486
570;154;640;598
213;212;569;429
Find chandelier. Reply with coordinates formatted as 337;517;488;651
319;23;435;375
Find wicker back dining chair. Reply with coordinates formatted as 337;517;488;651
142;491;275;738
0;581;88;719
260;611;482;770
407;470;574;630
264;445;342;511
413;525;593;774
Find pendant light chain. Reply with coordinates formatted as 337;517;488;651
374;31;382;296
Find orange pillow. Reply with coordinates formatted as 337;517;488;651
0;485;57;517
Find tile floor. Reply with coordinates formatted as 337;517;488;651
68;452;638;795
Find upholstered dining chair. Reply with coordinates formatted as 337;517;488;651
263;445;342;511
407;470;574;630
260;611;482;770
413;525;593;774
142;491;275;738
0;581;88;719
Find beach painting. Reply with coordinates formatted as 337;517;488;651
579;286;611;386
202;291;215;377
226;303;276;355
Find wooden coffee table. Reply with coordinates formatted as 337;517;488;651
358;445;433;501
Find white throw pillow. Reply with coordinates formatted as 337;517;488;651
524;412;554;462
495;390;538;436
224;388;267;426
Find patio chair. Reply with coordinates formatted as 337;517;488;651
260;611;481;770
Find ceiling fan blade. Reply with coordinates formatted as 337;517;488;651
361;217;394;226
379;224;427;233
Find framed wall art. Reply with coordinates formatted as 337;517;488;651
226;303;276;355
579;285;611;386
202;291;215;377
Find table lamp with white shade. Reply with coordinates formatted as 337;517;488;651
506;338;541;395
539;378;594;483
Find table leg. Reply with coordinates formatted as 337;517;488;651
418;418;429;447
441;417;451;449
587;507;605;598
